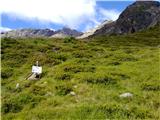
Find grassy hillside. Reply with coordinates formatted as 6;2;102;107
1;26;160;119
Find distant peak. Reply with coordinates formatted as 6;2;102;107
1;27;82;38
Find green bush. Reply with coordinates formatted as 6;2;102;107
72;51;92;58
2;92;44;114
55;83;73;96
64;37;76;43
2;100;22;113
1;68;13;79
75;72;117;85
141;83;160;91
53;53;68;61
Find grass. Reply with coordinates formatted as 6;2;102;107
1;25;160;119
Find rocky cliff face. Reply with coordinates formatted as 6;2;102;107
1;29;55;38
77;20;114;39
1;27;82;38
79;1;160;38
51;27;83;38
115;1;160;34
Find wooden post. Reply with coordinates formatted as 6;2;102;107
36;61;39;66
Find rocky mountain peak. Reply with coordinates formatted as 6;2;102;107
52;27;83;38
1;27;82;38
115;1;160;34
78;1;160;38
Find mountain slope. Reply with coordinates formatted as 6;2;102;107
77;20;114;39
79;1;160;38
1;24;160;120
1;27;82;38
114;1;160;34
52;27;83;38
1;29;55;38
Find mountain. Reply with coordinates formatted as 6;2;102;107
77;20;114;39
51;27;83;38
114;1;160;34
1;27;82;38
79;1;160;38
1;29;55;38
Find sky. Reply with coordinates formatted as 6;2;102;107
0;0;136;32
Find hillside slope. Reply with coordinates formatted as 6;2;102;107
79;1;160;38
1;25;160;119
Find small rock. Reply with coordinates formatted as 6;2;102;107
119;92;133;98
45;92;52;96
16;83;19;89
73;85;77;88
44;81;47;84
70;91;76;96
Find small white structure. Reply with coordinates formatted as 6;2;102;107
119;92;133;98
32;66;42;74
32;61;42;74
27;61;42;80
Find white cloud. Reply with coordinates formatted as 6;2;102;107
99;8;120;21
83;8;120;31
0;0;96;29
0;26;12;32
0;0;121;31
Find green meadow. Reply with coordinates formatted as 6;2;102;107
1;25;160;119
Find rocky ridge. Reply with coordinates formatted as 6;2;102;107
79;1;160;38
1;27;82;38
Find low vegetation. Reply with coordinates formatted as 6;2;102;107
1;26;160;119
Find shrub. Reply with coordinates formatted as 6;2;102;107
2;93;44;114
55;72;71;80
72;51;92;58
64;37;76;43
63;64;95;73
53;53;68;61
2;100;22;113
29;85;47;95
55;83;73;96
141;83;160;91
1;68;13;79
75;72;117;85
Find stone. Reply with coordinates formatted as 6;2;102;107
16;83;19;89
45;92;52;96
44;81;47;84
70;91;76;96
119;92;133;98
73;85;77;88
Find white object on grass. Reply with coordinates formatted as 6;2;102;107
70;91;76;96
32;66;42;74
16;83;19;89
119;92;133;98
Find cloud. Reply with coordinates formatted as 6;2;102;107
0;0;120;31
99;8;120;21
0;0;96;29
0;26;12;32
83;8;120;32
